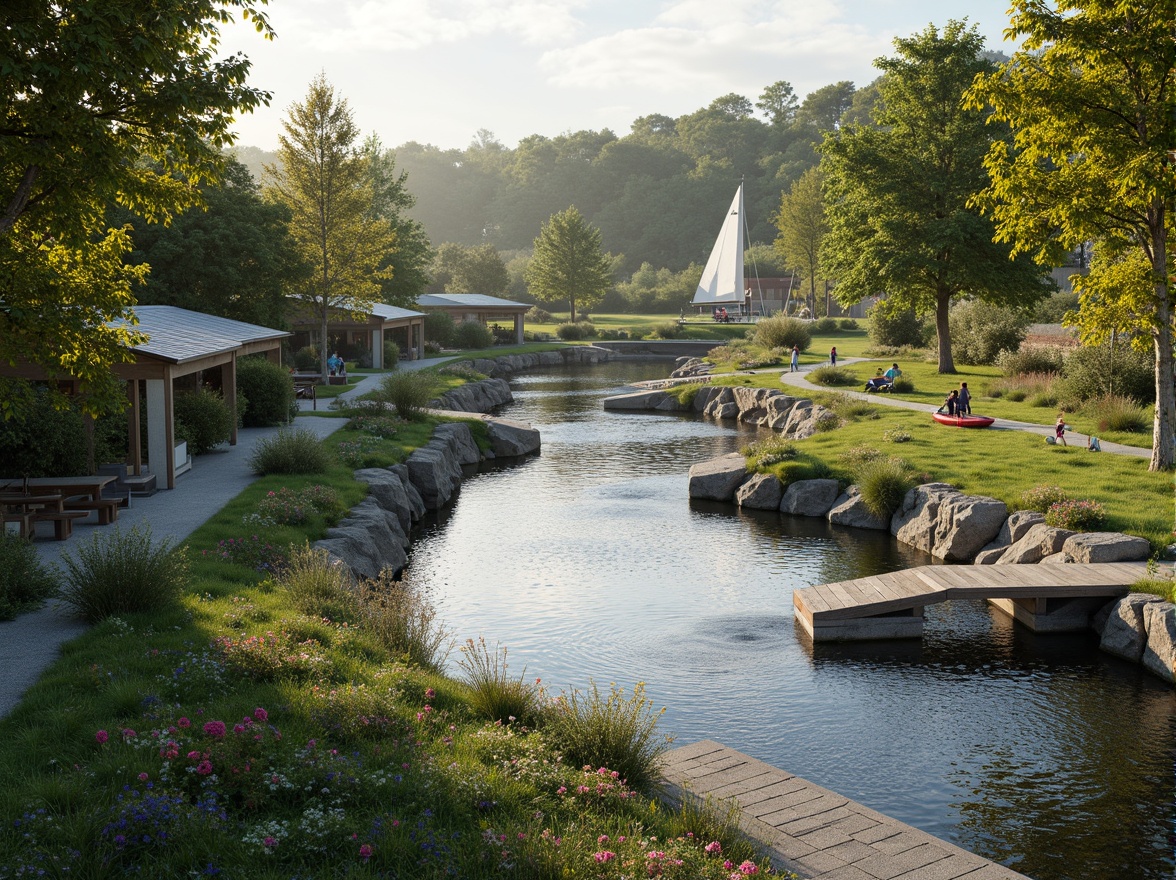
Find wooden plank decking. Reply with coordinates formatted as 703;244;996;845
794;562;1148;642
661;740;1031;880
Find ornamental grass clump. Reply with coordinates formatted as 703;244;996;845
742;435;797;468
375;371;437;421
59;526;189;622
277;543;357;623
1085;393;1150;434
360;572;452;672
668;382;704;407
458;637;540;725
855;456;916;519
1045;499;1108;531
807;365;857;387
543;680;672;792
0;532;57;620
248;428;330;475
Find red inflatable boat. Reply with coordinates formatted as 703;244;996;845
933;412;995;428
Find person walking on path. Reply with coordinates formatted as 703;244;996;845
1055;414;1067;446
830;346;837;367
790;345;799;372
958;381;971;415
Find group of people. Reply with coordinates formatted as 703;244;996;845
327;351;346;377
941;382;972;416
711;307;733;323
864;362;901;392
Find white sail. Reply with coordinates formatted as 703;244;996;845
691;184;745;305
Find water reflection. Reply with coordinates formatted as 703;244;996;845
403;361;1176;880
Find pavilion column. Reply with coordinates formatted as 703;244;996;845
515;314;524;344
372;328;383;369
225;355;238;446
126;380;142;476
145;379;168;487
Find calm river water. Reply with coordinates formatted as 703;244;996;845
404;361;1176;880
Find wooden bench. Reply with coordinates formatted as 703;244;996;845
292;375;319;410
63;498;121;525
31;510;87;540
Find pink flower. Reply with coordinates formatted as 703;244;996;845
425;688;435;699
593;851;616;863
705;841;722;854
598;835;609;843
359;843;373;859
121;728;136;738
253;707;268;722
187;750;201;760
233;724;246;734
95;730;108;744
738;861;759;875
263;836;277;848
203;720;226;738
177;717;191;728
196;760;213;775
138;772;149;782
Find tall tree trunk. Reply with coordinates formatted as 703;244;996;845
570;296;577;323
1150;289;1175;472
935;289;955;373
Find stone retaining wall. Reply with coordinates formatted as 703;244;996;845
604;385;835;440
316;418;540;582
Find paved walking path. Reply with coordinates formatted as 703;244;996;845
777;358;1150;460
662;740;1030;880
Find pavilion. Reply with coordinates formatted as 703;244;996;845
416;293;529;344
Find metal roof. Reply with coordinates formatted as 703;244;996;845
417;293;529;310
369;302;425;321
117;306;289;364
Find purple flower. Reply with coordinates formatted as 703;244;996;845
203;720;226;738
95;730;108;744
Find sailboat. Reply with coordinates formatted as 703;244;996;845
691;183;757;317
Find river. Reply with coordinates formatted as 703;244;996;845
403;361;1176;880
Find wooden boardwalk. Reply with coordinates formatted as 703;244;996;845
794;562;1148;641
661;740;1031;880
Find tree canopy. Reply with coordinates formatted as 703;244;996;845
820;20;1051;372
525;207;614;321
774;167;828;316
0;0;273;414
265;74;396;378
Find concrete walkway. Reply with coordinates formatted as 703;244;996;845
777;358;1151;460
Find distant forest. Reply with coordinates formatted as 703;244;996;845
232;76;894;277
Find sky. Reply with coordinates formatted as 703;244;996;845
218;0;1017;153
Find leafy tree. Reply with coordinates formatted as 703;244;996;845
265;74;396;379
757;81;800;126
968;0;1176;470
821;21;1051;373
795;82;857;132
365;136;434;307
774;167;828;317
429;243;509;295
525;207;613;321
1;0;273;415
117;158;306;328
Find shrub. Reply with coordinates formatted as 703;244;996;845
0;533;56;620
855;457;916;519
215;630;329;681
1045;499;1108;531
1020;485;1069;512
813;316;839;333
205;535;287;574
383;341;400;369
667;383;704;407
743;435;798;468
424;311;455;347
556;322;586;341
1085;393;1150;434
882;427;912;442
526;305;554;323
888;376;914;393
58;526;189;622
1028;390;1059;408
293;346;318;371
647;321;682;339
457;637;540;724
996;345;1065;376
451;320;494;350
236;357;296;427
173;387;233;455
0;384;86;478
346;414;402;439
839;318;860;330
1056;343;1155;406
813;410;842;432
423;340;442;355
838;444;884;469
753;314;811;351
948;299;1031;365
868;298;927;348
543;680;671;791
827;393;878;420
1034;289;1080;323
246;485;341;527
807;365;857;386
247;428;330;475
277;544;357;623
360;572;452;671
375;370;437;420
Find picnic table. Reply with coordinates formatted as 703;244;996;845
0;491;84;540
1;476;121;531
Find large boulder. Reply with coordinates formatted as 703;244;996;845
827;486;888;530
689;453;748;501
315;498;409;580
995;524;1075;565
434;422;482;466
435;377;513;413
780;479;841;517
1100;593;1165;662
389;464;426;522
487;418;541;457
1061;532;1152;563
405;442;464;508
735;474;783;510
354;467;419;533
764;394;801;430
975;511;1046;562
890;483;1008;562
603;390;670;410
781;402;834;441
1142;601;1176;683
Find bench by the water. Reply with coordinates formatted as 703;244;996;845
793;562;1148;642
661;740;1031;879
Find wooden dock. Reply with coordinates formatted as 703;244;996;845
793;562;1147;642
661;740;1031;880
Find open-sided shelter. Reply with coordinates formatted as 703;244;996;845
416;294;528;344
287;302;426;367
